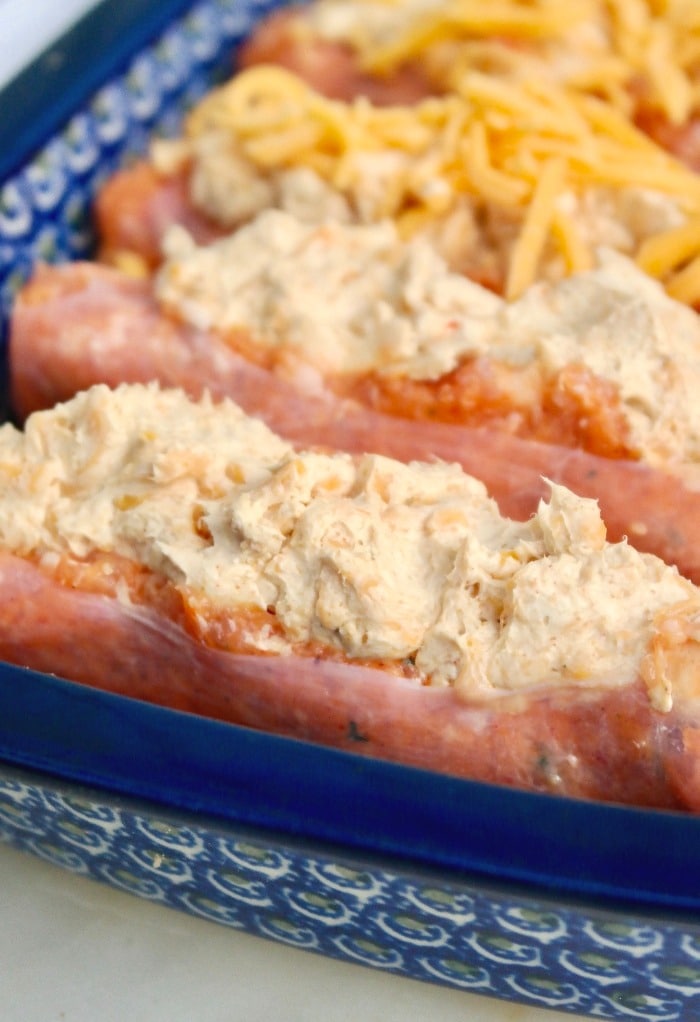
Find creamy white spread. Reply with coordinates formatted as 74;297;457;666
0;383;695;709
156;211;501;377
556;187;685;257
498;251;700;466
156;211;700;466
152;133;354;229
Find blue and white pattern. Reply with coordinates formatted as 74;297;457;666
1;772;700;1021
1;3;700;1019
0;0;286;322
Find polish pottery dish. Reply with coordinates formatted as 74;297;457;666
1;3;700;1020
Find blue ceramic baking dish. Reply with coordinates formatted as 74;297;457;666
1;3;700;1019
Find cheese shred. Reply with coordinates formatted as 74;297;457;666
151;0;700;300
506;158;566;299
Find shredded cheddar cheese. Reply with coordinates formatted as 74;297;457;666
358;1;593;75
183;52;700;298
637;217;700;277
308;0;700;125
551;209;595;274
505;158;566;300
666;253;700;304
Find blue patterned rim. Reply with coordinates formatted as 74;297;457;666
0;0;290;412
2;761;700;1022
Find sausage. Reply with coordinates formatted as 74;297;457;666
10;261;700;583
237;6;435;105
95;161;223;270
0;546;696;811
634;108;700;174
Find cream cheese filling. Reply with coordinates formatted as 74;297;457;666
155;210;700;467
0;383;695;709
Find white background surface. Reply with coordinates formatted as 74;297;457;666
0;2;590;1019
1;839;581;1022
0;0;102;88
